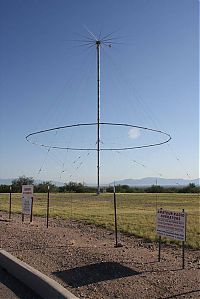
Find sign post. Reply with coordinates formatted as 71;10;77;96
30;196;33;223
156;208;186;268
22;185;34;223
158;235;161;262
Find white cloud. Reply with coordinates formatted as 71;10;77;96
128;127;141;139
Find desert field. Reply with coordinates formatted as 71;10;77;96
0;192;199;249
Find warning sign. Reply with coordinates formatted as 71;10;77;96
156;208;186;241
22;185;33;215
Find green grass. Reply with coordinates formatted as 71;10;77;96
0;192;199;248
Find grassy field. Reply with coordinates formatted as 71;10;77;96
0;192;199;249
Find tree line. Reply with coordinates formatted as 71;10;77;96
0;176;199;193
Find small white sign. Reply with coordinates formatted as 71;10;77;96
156;208;186;241
22;185;33;215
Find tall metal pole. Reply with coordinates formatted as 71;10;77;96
113;184;118;247
9;186;12;219
96;40;101;195
182;208;185;269
47;185;50;228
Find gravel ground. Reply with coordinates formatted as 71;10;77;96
0;212;199;299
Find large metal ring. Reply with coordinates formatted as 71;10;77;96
26;122;171;151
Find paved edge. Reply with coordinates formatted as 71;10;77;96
0;250;79;299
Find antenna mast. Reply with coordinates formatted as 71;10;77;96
96;40;101;194
25;31;172;195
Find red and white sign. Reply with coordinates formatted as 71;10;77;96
22;185;33;215
156;208;186;241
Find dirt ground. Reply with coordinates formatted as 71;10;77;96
0;212;199;299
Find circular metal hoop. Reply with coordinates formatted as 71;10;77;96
26;122;171;151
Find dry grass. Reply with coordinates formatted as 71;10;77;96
0;192;199;248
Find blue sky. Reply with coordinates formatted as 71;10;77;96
0;0;199;184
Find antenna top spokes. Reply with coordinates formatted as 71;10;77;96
96;40;101;46
71;27;123;49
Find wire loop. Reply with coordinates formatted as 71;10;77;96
26;122;171;151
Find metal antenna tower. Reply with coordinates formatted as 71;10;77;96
25;30;171;195
96;40;101;194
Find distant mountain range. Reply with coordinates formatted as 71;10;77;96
0;177;199;187
112;177;199;187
